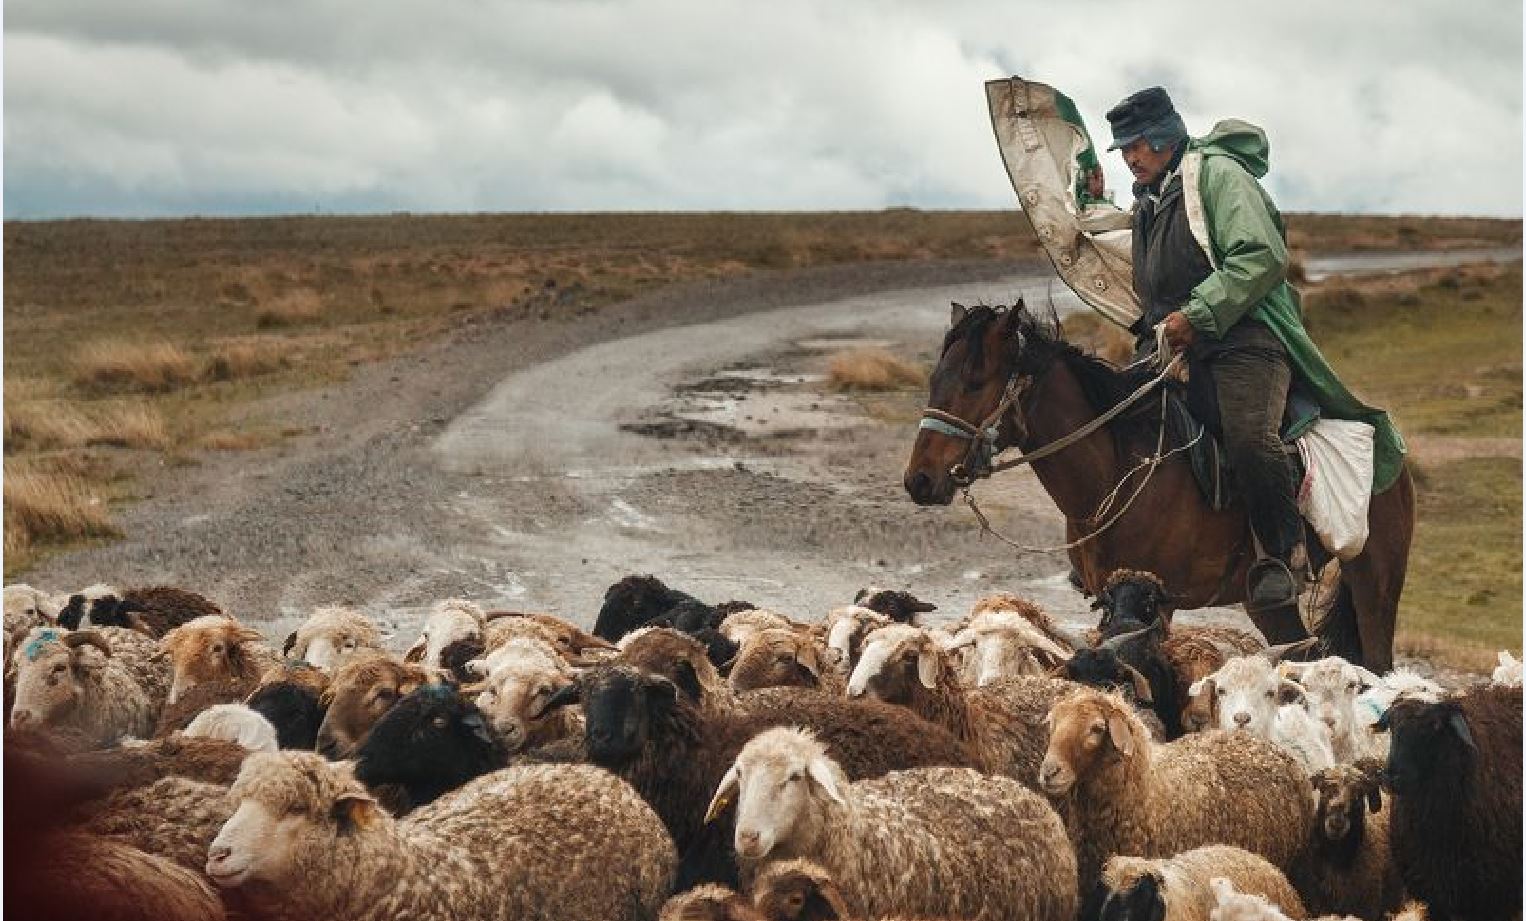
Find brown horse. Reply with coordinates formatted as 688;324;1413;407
903;302;1415;672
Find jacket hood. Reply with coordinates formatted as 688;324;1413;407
1193;119;1269;178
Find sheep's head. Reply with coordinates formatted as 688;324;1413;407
471;638;576;752
707;727;846;863
572;665;695;766
852;587;936;625
660;599;724;634
1281;656;1379;743
1379;696;1476;796
1039;689;1144;797
1310;761;1383;843
594;574;688;641
728;628;828;692
822;605;889;671
1054;646;1154;705
616;626;726;709
282;606;381;672
9;628;112;730
519;611;617;664
718;608;793;647
948;611;1071;685
402;598;485;667
1092;856;1167;921
315;655;430;759
845;625;944;703
208;752;387;890
1092;569;1172;637
353;684;500;806
246;679;327;751
751;858;852;921
659;884;765;921
1186;641;1317;736
161;615;266;704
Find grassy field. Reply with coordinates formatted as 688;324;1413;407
3;211;1521;669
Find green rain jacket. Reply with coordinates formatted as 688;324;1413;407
1176;120;1407;492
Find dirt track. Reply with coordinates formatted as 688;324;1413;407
27;258;1108;639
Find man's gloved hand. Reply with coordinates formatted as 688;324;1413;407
1162;310;1195;352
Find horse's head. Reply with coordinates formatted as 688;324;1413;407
904;301;1049;505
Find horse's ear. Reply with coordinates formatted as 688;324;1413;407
950;302;968;328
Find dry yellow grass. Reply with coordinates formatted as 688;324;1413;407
827;348;926;391
72;341;198;394
4;401;96;451
255;289;324;328
204;340;291;381
3;468;119;547
85;402;171;450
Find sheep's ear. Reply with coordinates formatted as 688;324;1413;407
950;302;969;328
671;660;703;704
704;764;739;824
1121;664;1154;705
1105;711;1134;757
806;757;847;805
914;644;941;690
401;638;425;663
331;793;380;836
283;632;301;657
1447;711;1477;754
541;682;582;713
795;644;821;679
1364;782;1383;814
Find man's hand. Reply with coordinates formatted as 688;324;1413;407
1162;310;1195;352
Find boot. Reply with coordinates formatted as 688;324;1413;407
1246;543;1311;645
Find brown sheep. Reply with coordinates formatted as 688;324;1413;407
159;615;279;705
485;610;617;664
618;626;739;715
846;623;1074;781
79;775;236;873
821;606;892;673
56;583;224;638
1098;846;1307;921
206;751;676;921
1290;761;1405;920
661;884;768;921
151;676;253;737
9;627;171;745
315;653;432;758
1040;687;1314;894
65;733;252;794
728;628;845;696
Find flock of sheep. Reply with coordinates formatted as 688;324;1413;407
3;573;1520;921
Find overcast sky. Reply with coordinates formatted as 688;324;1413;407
4;0;1522;218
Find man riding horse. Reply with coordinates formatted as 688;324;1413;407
1104;86;1406;641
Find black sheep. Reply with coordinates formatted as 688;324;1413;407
853;588;936;625
593;574;706;642
353;684;505;810
1090;569;1172;638
246;679;327;750
1380;685;1522;921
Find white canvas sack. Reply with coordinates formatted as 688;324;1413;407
1295;419;1376;560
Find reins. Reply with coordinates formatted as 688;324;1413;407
918;327;1192;555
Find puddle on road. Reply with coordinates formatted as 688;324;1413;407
794;337;898;351
674;391;863;437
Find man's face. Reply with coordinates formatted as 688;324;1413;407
1121;138;1176;186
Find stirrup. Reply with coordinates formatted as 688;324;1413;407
1246;557;1298;614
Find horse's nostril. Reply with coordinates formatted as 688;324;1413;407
905;471;932;501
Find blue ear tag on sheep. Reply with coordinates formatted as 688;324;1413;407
23;628;63;662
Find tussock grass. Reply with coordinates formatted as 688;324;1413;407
3;468;120;547
255;289;323;328
827;349;926;391
72;341;198;394
5;401;169;451
204;340;290;381
85;402;171;449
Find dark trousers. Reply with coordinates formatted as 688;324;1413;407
1208;345;1304;562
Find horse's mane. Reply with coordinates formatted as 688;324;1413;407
944;301;1150;418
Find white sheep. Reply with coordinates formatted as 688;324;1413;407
821;605;890;670
403;598;487;668
1188;654;1337;773
708;726;1076;921
1282;657;1387;762
718;608;794;646
1491;650;1522;687
207;752;676;921
283;605;384;671
1099;846;1308;921
10;627;170;745
945;607;1073;685
183;704;280;753
470;637;582;752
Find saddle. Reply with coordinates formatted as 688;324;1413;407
1161;378;1321;511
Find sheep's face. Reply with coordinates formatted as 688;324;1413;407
315;658;427;759
1040;692;1137;796
1091;868;1167;921
1285;658;1373;743
854;588;936;625
162;617;264;704
1191;656;1300;737
711;729;845;863
614;628;717;707
474;650;574;752
1311;764;1381;842
1093;573;1169;638
353;685;499;799
1181;677;1218;733
751;860;852;921
728;630;823;693
824;606;886;670
209;753;382;890
9;630;95;730
845;626;939;704
247;681;325;750
581;667;677;765
1381;697;1475;796
403;599;484;667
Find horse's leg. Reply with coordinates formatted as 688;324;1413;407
1318;584;1364;663
1343;466;1416;673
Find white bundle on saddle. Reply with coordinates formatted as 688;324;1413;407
1295;418;1375;560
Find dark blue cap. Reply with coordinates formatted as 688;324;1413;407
1106;86;1188;152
